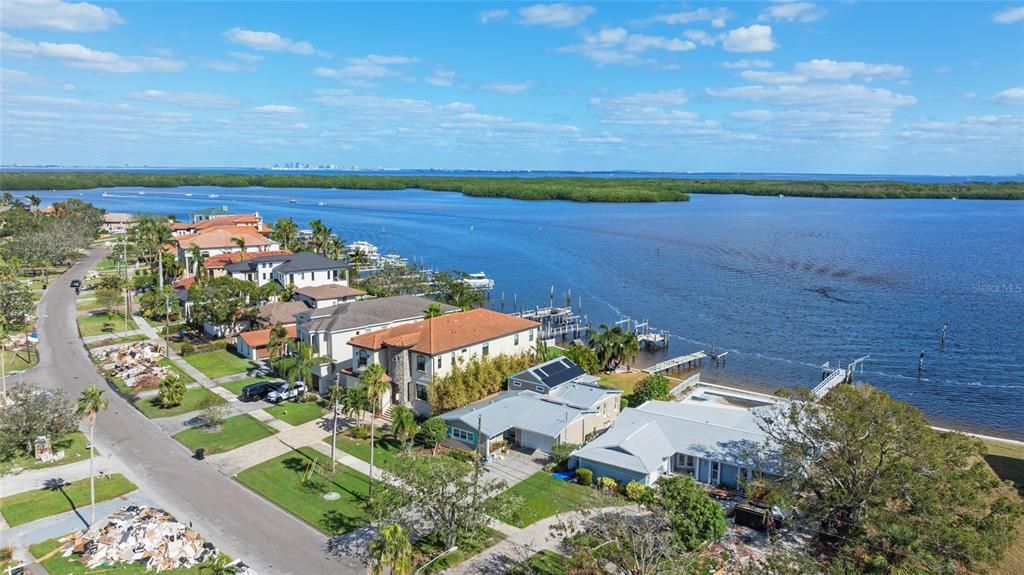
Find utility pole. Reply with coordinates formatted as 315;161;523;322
471;414;483;511
330;382;339;473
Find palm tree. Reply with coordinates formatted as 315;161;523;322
325;235;344;261
327;383;348;472
309;220;331;256
367;523;413;575
197;554;235;575
268;322;289;362
231;236;247;260
273;217;299;251
277;341;328;396
349;248;370;277
423;303;444;319
25;194;41;213
391;405;417;450
76;385;108;526
188;245;206;280
360;363;390;498
620;331;640;369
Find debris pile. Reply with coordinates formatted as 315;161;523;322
93;342;170;389
63;506;218;572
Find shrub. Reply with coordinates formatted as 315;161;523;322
350;424;371;439
428;354;537;412
629;374;671;405
420;416;448;453
550;442;578;470
625;480;647;501
577;468;593;486
446;449;476;464
157;376;185;408
619;396;630;411
180;342;195;356
198;395;228;428
598;476;618;494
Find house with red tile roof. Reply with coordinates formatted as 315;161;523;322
235;324;297;361
342;308;540;416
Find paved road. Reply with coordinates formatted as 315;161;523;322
21;247;364;574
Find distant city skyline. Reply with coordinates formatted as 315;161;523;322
1;1;1023;174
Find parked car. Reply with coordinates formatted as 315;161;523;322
266;382;305;404
69;279;82;288
240;381;275;402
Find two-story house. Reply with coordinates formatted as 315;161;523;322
295;295;458;395
175;227;280;273
343;308;541;416
223;252;348;289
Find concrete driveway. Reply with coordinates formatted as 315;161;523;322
483;448;548;487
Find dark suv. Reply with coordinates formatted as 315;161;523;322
70;279;82;288
240;381;274;402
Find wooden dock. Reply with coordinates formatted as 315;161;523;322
644;351;709;374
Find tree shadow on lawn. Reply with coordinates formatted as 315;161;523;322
43;478;87;529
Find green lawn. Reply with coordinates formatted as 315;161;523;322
322;432;405;474
492;472;619;528
415;528;504;574
265;401;326;426
86;334;148;350
76;298;101;311
219;376;274;397
0;473;136;527
77;312;139;337
0;432;92;475
0;348;37;376
598;371;646;394
134;387;226;418
173;414;277;455
236;447;377;535
30;536;205;574
160;358;195;384
184;349;255;379
510;550;569;575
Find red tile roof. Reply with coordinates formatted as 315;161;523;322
348;308;539;355
204;250;293;270
174;227;276;250
237;325;297;348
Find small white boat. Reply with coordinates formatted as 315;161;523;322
317;201;326;207
101;192;110;197
462;272;495;290
209;193;220;198
138;191;146;195
185;193;193;197
289;198;298;204
778;194;784;198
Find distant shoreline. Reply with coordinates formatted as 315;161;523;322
3;171;1023;201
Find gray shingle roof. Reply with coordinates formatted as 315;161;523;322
301;295;458;333
549;383;621;409
272;252;345;273
508;356;586;389
224;253;294;273
442;390;595;438
572;401;773;474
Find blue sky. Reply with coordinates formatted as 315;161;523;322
1;1;1022;174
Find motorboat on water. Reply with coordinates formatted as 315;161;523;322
289;198;298;204
101;192;111;197
317;201;326;207
209;193;220;198
462;272;495;290
185;193;193;197
138;191;146;195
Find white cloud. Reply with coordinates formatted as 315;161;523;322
560;27;695;66
707;83;916;111
649;8;732;27
994;87;1024;105
518;3;595;27
223;28;316;55
1;32;186;73
722;59;773;69
794;59;909;80
252;104;300;113
196;59;245;72
425;68;456;87
62;83;75;91
2;0;123;32
482;82;534;95
590;90;689;108
588;90;720;139
315;54;419;86
759;2;826;23
740;70;807;84
683;30;716;46
130;89;238;108
722;25;776;52
479;8;509;23
228;51;263;63
992;6;1024;24
899;115;1024;154
439;102;476;112
730;109;776;121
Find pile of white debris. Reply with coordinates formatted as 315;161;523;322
61;506;234;572
93;342;170;389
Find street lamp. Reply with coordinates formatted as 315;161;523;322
415;546;458;574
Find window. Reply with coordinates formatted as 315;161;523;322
482;343;489;356
415;383;429;401
461;348;467;355
262;273;267;280
529;331;534;342
514;334;519;346
676;454;694;469
416;354;427;372
711;461;721;484
535;385;544;392
512;381;521;388
436;356;442;369
300;273;306;280
289;274;295;284
449;427;475;444
358;350;369;367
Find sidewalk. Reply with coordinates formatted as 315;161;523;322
0;452;123;497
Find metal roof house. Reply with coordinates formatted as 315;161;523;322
507;356;600;394
443;383;622;456
571;399;778;489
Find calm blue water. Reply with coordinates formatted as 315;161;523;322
18;186;1024;437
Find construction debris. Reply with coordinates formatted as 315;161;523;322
62;506;230;572
93;342;170;389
